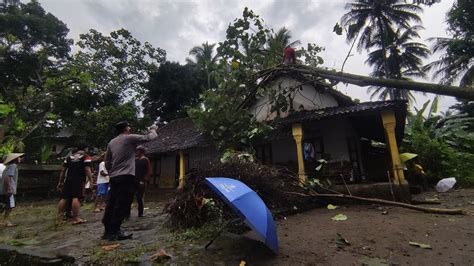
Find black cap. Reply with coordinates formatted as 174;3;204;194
114;121;130;133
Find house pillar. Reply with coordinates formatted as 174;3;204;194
381;109;406;185
178;150;185;188
292;123;307;184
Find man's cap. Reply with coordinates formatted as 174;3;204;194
3;153;25;164
115;121;130;132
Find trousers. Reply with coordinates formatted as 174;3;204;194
102;175;135;235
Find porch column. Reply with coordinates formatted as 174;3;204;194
381;109;406;185
178;150;185;188
292;123;307;184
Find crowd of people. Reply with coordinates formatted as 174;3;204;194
0;121;157;241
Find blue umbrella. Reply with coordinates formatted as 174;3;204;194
205;177;279;254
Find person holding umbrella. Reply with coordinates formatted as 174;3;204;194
0;153;24;227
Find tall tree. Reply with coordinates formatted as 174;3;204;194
366;26;430;102
425;0;474;87
186;42;218;90
341;0;423;99
0;0;73;154
143;61;206;122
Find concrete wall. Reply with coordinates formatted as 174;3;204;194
250;77;339;122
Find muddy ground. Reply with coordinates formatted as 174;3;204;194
0;188;473;265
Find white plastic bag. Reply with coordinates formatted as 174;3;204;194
436;177;456;193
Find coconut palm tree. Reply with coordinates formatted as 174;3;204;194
186;42;218;90
341;0;423;78
265;27;301;66
424;37;474;87
366;25;431;102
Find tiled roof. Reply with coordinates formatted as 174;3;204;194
273;100;407;125
142;118;212;154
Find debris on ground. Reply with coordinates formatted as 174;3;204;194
409;241;432;249
335;233;351;248
331;214;348;221
327;204;338;210
149;249;172;262
101;244;120;251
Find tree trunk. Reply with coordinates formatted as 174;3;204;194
263;65;474;100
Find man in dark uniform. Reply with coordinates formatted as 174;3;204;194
57;143;92;225
134;146;150;217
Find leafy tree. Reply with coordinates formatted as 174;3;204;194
143;62;207;122
404;98;474;185
0;0;73;155
341;0;423;99
366;26;430;102
186;42;218;90
189;8;324;152
425;0;474;86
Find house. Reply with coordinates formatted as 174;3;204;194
144;71;407;189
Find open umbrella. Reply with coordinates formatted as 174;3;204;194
205;177;279;254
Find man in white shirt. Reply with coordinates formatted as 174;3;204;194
94;153;109;212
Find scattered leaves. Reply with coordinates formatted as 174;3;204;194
101;244;120;251
149;249;172;262
331;214;348;221
327;204;338;210
409;241;432;249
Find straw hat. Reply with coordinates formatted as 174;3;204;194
2;153;25;164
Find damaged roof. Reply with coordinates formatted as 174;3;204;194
142;118;212;154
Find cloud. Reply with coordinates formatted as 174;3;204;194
39;0;458;110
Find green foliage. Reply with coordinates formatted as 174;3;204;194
0;1;73;154
404;98;474;186
143;62;207;122
425;0;474;86
189;8;324;152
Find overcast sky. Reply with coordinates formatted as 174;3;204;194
39;0;457;112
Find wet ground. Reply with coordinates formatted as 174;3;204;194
0;189;473;265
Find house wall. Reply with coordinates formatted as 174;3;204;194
151;146;220;188
269;118;365;176
250;77;339;122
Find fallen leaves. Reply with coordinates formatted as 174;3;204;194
331;214;348;221
101;244;120;251
409;241;432;249
327;204;338;210
149;249;172;262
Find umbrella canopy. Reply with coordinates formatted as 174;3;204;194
205;177;279;254
400;153;418;163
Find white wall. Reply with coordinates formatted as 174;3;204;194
250;77;339;122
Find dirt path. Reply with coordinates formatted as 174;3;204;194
0;189;473;265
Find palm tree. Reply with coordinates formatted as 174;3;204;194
424;37;474;87
186;42;218;90
366;26;431;102
341;0;423;78
265;27;301;65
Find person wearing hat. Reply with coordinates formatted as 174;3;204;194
102;121;157;241
0;153;24;227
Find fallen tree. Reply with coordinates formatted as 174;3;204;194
252;65;474;100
